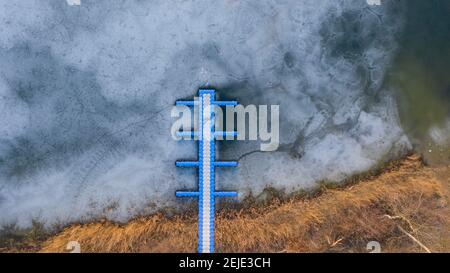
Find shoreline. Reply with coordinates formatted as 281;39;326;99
2;154;447;253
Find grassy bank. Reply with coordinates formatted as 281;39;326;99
27;154;448;253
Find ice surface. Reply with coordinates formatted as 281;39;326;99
0;0;411;227
429;119;450;146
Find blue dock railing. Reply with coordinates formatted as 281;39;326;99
175;89;238;253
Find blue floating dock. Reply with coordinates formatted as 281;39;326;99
175;89;238;253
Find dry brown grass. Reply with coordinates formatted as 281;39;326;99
36;154;449;253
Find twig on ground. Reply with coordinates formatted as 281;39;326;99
396;225;431;253
384;214;431;253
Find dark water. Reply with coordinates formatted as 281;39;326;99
390;0;450;164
